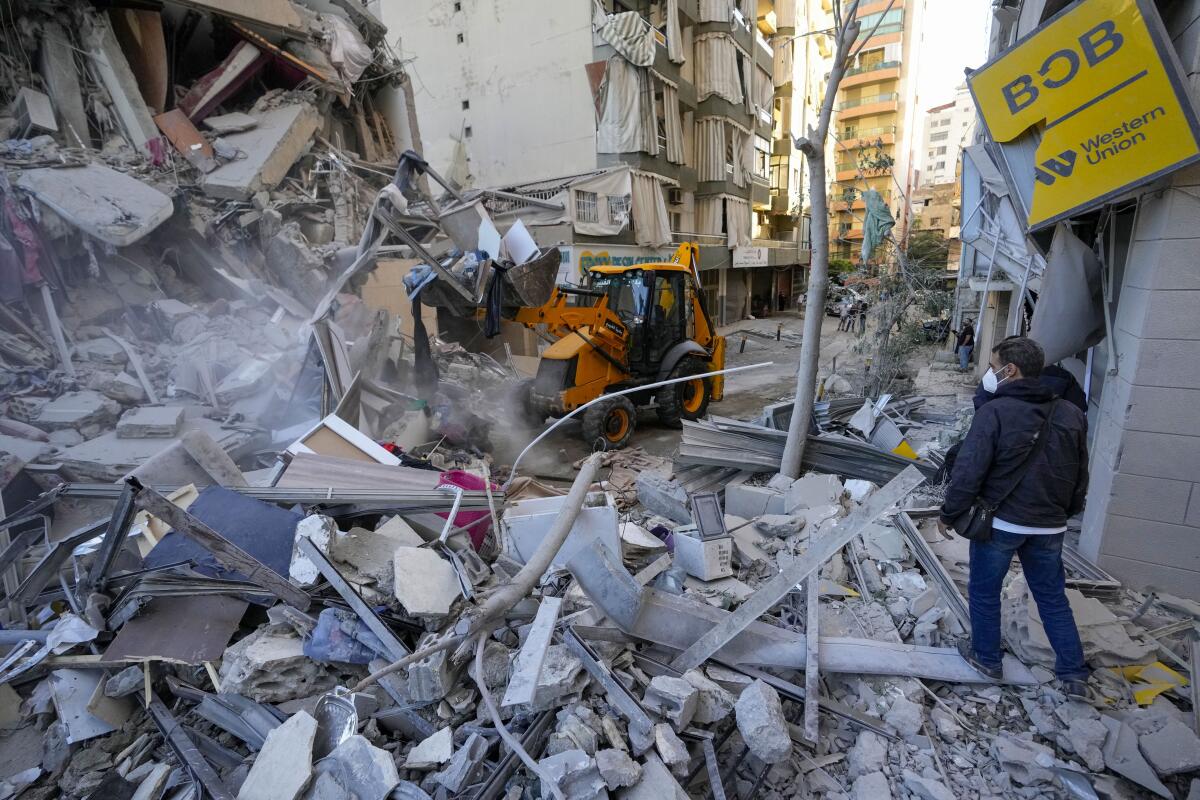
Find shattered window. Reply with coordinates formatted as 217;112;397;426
576;190;599;223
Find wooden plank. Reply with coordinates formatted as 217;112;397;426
154;109;217;172
168;0;308;37
275;452;442;492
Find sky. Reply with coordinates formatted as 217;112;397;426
914;0;992;110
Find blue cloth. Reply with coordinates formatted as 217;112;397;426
968;529;1088;681
958;344;972;370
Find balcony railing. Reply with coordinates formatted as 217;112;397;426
844;60;901;77
857;22;903;40
840;125;896;141
836;92;899;111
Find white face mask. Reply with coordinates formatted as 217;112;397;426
981;366;1010;393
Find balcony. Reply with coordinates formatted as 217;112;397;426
838;125;896;150
841;61;901;89
836;92;899;119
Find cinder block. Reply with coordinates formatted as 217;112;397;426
1107;473;1192;524
1097;553;1200;601
1119;431;1200;482
636;471;691;525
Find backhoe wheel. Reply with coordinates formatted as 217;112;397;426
582;396;636;451
511;379;546;428
656;359;711;429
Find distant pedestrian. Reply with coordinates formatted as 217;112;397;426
856;301;867;334
939;336;1090;699
838;301;851;332
954;320;975;371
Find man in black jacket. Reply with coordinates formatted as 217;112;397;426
939;337;1090;696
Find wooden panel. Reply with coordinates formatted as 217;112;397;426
276;452;442;492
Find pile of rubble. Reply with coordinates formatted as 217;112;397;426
0;0;430;486
0;427;1197;799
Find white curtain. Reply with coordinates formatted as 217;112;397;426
696;117;725;182
631;172;672;247
725;196;752;248
695;33;744;105
663;81;684;165
640;66;659;158
730;127;746;187
568;168;633;236
696;196;723;236
755;67;773;115
598;56;656;155
698;0;734;23
741;51;753;114
666;0;685;64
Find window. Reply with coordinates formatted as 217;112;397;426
939;118;951;126
453;1;461;9
462;100;469;110
936;146;947;155
576;190;598;223
930;217;942;225
935;161;945;169
607;194;630;226
927;150;934;158
464;125;472;138
670;212;681;232
930;131;948;142
456;33;464;43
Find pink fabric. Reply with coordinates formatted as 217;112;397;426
437;470;497;551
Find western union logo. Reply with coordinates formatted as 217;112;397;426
968;0;1200;229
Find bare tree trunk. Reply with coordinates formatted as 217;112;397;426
779;8;862;479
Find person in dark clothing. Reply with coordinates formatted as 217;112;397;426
938;337;1091;697
953;321;975;370
973;362;1087;416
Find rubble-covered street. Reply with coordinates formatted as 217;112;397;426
0;0;1199;799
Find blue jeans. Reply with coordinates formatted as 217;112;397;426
968;530;1088;681
958;345;973;370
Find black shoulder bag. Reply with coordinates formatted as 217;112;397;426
952;399;1059;542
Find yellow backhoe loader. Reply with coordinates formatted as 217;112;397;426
509;242;725;450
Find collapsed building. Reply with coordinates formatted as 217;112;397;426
0;0;1198;799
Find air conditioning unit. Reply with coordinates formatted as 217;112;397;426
667;187;684;206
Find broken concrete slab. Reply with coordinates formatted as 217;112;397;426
237;711;317;800
642;676;698;730
901;770;954;800
615;753;688;800
116;406;185;439
753;514;805;538
682;669;734;724
83;14;159;151
785;472;844;511
596;748;641;790
204;111;259;134
724;483;785;519
0;434;50;464
290;515;337;587
103;665;144;699
392;547;460;617
848;730;888;779
635;471;691;525
652;723;690;774
204;103;321;200
88;371;145;404
38;21;89;145
430;732;486;793
130;762;170;800
17;165;173;246
734;679;791;764
884;696;924;737
852;771;891;800
219;627;347;703
404;726;452;769
1101;715;1171;798
1139;719;1200;776
537;749;605;800
33;390;120;431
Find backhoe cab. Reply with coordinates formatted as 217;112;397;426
511;242;725;451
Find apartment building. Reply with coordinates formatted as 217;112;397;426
918;83;975;187
829;0;926;262
383;0;804;324
909;180;961;268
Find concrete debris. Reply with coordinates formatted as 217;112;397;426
116;405;185;438
902;770;955;800
237;711;317;800
596;748;642;790
682;669;734;724
643;675;699;730
431;732;487;793
538;749;605;800
1139;719;1200;776
204;103;321;200
314;734;399;800
884;695;925;737
853;771;892;800
392;547;462;617
734;679;792;764
753;513;806;538
652;723;690;774
404;726;453;769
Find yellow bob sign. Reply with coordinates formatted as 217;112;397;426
969;0;1200;230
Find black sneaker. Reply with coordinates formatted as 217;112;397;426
1061;679;1092;702
956;639;1003;681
